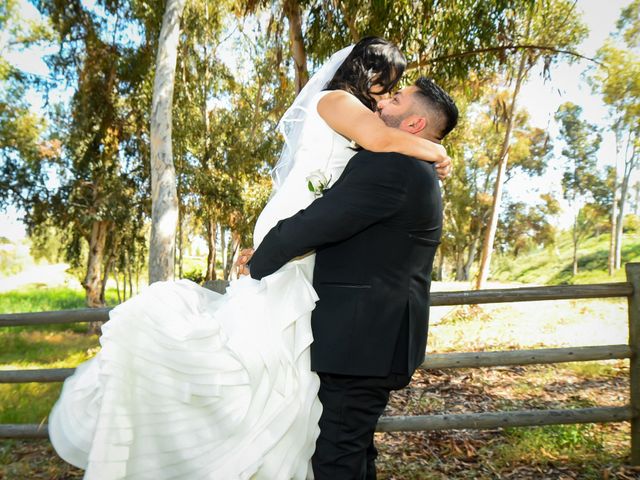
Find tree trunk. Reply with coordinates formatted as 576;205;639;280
100;253;115;305
220;225;227;276
84;220;110;334
123;270;129;300
149;0;187;284
128;259;134;298
205;218;217;281
572;215;579;275
83;220;110;308
435;252;445;281
615;138;637;270
177;206;183;278
114;269;121;303
609;169;618;276
454;248;466;281
611;193;620;274
475;46;529;290
224;230;241;280
283;0;309;93
464;235;480;281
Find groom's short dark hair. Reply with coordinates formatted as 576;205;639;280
413;77;458;139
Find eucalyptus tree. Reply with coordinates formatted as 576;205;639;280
149;0;188;283
591;1;640;273
239;0;309;93
27;0;162;307
306;0;538;84
473;0;587;289
442;80;552;281
555;102;603;275
0;0;51;217
495;194;560;257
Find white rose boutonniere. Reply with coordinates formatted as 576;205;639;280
306;170;332;197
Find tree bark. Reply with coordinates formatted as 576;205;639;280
615;137;637;270
83;220;110;308
149;0;187;284
220;225;227;276
572;215;579;275
609;160;618;276
475;49;528;290
177;204;183;278
464;234;480;281
128;258;133;299
205;218;217;281
435;252;445;281
283;0;309;93
454;247;466;281
84;220;110;334
224;230;241;280
114;270;121;303
100;253;115;305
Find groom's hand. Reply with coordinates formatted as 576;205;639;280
235;248;255;277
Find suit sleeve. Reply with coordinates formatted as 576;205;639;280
249;151;408;280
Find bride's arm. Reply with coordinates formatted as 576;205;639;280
317;90;449;164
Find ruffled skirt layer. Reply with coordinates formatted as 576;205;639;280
49;262;322;480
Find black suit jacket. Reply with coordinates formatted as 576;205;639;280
250;150;442;377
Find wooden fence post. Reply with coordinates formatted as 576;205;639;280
626;262;640;465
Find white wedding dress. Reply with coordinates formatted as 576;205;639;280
49;91;355;480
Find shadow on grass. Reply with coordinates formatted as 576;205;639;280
0;382;62;423
0;331;97;365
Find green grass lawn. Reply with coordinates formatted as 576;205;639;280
0;285;120;314
0;286;105;425
492;232;640;285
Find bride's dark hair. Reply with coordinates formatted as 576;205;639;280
324;37;406;111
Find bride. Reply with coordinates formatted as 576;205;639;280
49;37;449;479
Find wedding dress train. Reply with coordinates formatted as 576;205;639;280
49;91;354;479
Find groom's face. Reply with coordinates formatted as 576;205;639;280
376;86;418;129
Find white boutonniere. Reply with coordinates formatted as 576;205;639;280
306;170;332;197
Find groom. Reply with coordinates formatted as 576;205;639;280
247;77;458;479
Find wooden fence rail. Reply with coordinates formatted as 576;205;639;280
0;282;632;327
0;264;639;464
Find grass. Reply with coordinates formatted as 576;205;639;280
498;424;606;464
0;330;98;424
0;285;120;314
0;285;104;426
492;231;640;285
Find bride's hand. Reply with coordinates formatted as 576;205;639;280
434;154;452;180
235;248;254;277
421;141;451;180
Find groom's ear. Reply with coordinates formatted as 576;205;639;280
402;115;427;135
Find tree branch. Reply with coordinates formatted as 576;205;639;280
407;44;601;70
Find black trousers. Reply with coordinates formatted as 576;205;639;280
311;372;412;480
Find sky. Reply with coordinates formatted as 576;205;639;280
0;0;635;241
514;0;633;225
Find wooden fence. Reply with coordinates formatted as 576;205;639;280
1;263;639;464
